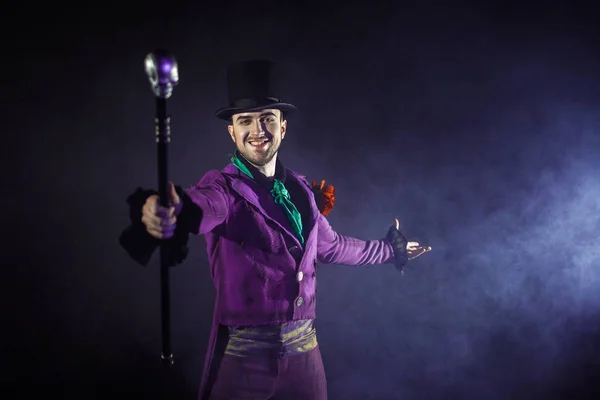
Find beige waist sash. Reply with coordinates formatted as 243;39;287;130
225;319;318;358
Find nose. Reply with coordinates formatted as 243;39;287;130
251;119;266;135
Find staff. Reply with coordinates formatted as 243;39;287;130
144;49;179;365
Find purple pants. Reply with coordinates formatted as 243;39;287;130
207;345;327;400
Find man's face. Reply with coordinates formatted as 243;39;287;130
228;109;287;166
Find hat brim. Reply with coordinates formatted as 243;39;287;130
215;102;297;121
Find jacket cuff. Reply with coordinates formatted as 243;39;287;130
174;185;203;235
118;187;191;267
385;227;408;270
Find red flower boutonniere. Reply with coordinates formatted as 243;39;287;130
311;179;335;216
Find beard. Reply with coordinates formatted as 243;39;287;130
235;128;281;166
237;141;279;166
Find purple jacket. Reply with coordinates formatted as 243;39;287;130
185;163;396;399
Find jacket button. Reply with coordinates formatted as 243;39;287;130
297;271;304;282
296;297;303;307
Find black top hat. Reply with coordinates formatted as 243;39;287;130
215;59;297;121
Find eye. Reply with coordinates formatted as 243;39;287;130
262;116;276;123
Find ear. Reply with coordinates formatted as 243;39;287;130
227;124;236;143
280;119;287;140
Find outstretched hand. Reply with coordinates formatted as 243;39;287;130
141;182;183;239
396;219;432;260
386;218;432;274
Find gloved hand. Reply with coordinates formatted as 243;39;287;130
386;218;431;274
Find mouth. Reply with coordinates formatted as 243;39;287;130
247;139;271;149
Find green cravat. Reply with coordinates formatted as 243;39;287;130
231;152;304;245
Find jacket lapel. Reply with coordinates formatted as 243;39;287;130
286;169;320;235
223;164;303;248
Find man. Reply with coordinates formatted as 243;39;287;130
120;60;431;400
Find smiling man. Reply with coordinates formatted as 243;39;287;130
120;59;431;400
228;109;284;176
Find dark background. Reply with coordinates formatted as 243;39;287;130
6;1;600;399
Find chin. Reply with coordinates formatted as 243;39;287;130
242;148;277;166
238;152;263;166
251;155;273;166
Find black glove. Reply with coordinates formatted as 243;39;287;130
386;220;408;274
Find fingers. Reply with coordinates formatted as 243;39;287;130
141;195;178;239
407;246;432;260
141;209;176;227
143;194;159;215
169;181;181;205
408;245;432;252
145;221;177;239
142;198;175;218
391;216;432;261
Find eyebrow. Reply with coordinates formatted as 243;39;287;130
235;112;277;122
